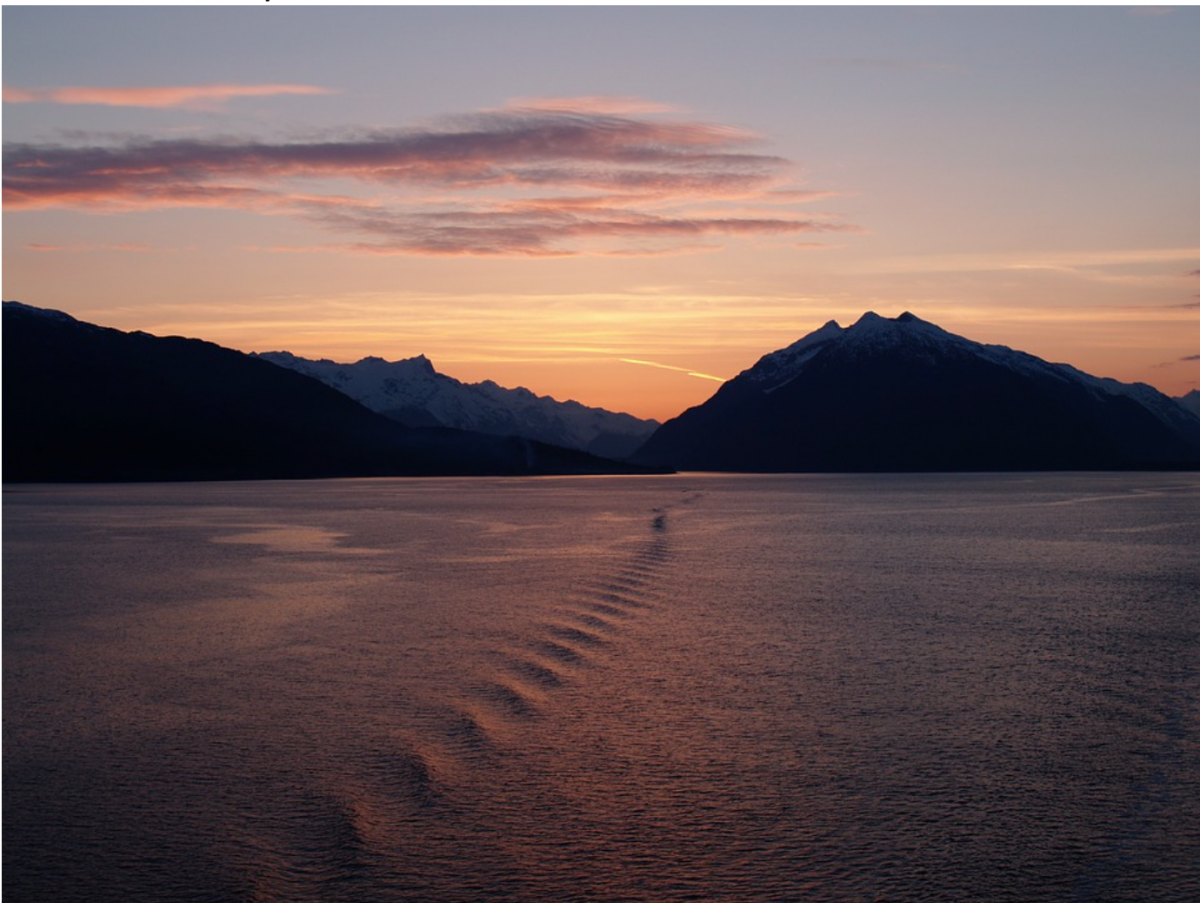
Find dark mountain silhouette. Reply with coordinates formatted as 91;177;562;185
633;312;1200;472
2;302;660;482
1178;390;1200;420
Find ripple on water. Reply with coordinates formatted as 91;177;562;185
4;474;1199;903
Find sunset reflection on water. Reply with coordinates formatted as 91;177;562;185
5;474;1199;902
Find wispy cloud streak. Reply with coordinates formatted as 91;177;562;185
3;84;336;110
3;97;853;256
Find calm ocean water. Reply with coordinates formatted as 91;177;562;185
4;473;1199;902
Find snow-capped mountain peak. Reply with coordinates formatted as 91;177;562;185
840;310;973;356
634;311;1200;471
725;311;1200;450
255;350;659;459
746;318;845;390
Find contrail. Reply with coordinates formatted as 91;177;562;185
620;358;726;382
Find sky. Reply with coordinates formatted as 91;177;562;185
3;5;1199;421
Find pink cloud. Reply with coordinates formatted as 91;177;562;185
763;189;843;204
4;117;783;206
3;84;336;110
3;99;856;256
314;207;860;257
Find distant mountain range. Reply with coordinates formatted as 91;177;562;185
255;351;658;460
633;311;1200;472
1;302;659;482
7;303;1198;480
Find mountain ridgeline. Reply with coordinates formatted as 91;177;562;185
1;302;660;482
1179;390;1200;420
5;303;1198;481
254;351;658;460
632;312;1200;472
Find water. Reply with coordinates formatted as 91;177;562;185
4;473;1199;902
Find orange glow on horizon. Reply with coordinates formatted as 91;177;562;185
25;286;1194;423
4;63;1197;420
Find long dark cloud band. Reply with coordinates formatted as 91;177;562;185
4;103;854;256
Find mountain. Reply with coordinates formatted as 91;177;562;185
1;302;660;482
1178;390;1200;419
255;351;659;460
632;312;1200;472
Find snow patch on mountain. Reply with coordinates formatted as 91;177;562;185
747;319;845;392
256;351;659;459
741;311;1196;436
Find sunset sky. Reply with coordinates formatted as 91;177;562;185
4;5;1198;421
